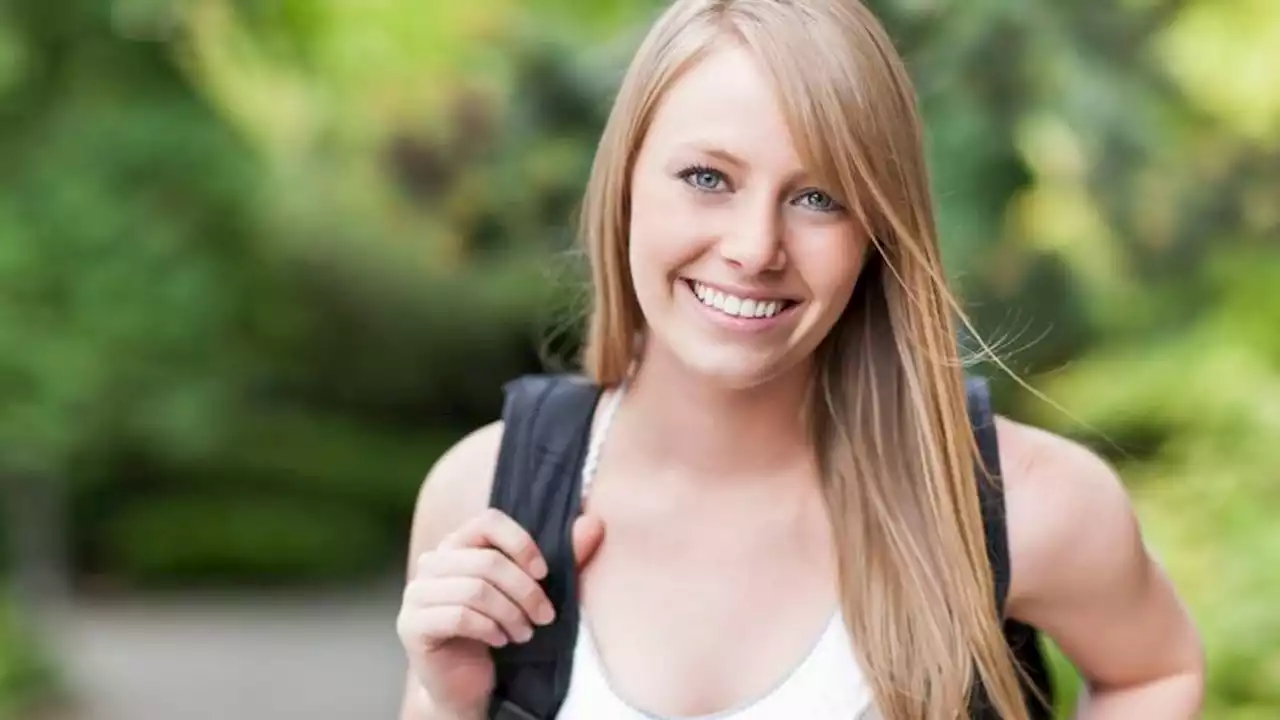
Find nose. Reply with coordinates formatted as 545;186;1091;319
718;198;785;274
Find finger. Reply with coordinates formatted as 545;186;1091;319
408;605;509;649
406;576;534;644
439;509;548;580
418;548;556;626
572;514;606;569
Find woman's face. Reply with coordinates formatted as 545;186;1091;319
627;42;871;389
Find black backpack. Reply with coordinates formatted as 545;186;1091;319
484;373;1053;720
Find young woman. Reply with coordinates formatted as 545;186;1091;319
395;1;1205;718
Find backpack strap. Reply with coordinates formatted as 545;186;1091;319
966;375;1012;612
486;374;602;720
965;375;1055;719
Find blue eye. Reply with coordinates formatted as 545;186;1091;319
796;190;839;212
678;165;728;192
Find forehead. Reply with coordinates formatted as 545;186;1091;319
642;43;804;172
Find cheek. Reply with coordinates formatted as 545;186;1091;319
628;175;709;282
794;230;870;305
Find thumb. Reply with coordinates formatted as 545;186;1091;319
571;513;605;569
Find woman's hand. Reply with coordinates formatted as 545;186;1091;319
397;508;605;718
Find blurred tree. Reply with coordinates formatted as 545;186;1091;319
0;0;263;611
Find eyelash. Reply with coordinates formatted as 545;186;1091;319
675;164;843;213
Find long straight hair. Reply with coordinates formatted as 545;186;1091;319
575;1;1030;718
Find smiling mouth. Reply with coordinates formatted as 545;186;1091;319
684;279;799;320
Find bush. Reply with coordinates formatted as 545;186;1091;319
0;592;58;718
80;408;459;589
98;496;386;588
74;252;577;589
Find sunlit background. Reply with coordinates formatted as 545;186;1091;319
0;1;1276;718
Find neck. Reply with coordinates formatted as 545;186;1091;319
616;343;816;480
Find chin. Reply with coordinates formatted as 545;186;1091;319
670;342;801;391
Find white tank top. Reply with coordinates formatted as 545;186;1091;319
556;382;877;720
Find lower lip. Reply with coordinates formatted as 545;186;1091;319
679;280;799;333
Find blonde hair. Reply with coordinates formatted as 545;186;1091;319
576;1;1031;718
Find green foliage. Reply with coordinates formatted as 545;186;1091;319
100;496;385;586
0;1;264;477
1044;640;1082;717
80;408;458;589
1024;249;1280;716
0;0;1276;715
0;591;58;717
0;2;267;704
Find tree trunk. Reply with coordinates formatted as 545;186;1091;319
1;473;71;626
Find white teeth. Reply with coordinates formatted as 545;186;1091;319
690;281;789;319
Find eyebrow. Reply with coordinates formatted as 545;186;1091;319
677;142;750;170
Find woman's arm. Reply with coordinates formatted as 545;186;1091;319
997;418;1205;719
398;422;506;720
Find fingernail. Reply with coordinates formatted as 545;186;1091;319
517;626;534;643
537;605;556;626
532;558;548;579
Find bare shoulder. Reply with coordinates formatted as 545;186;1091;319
403;421;505;575
991;418;1204;704
992;416;1143;616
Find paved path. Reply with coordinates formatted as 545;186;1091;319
47;587;407;720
